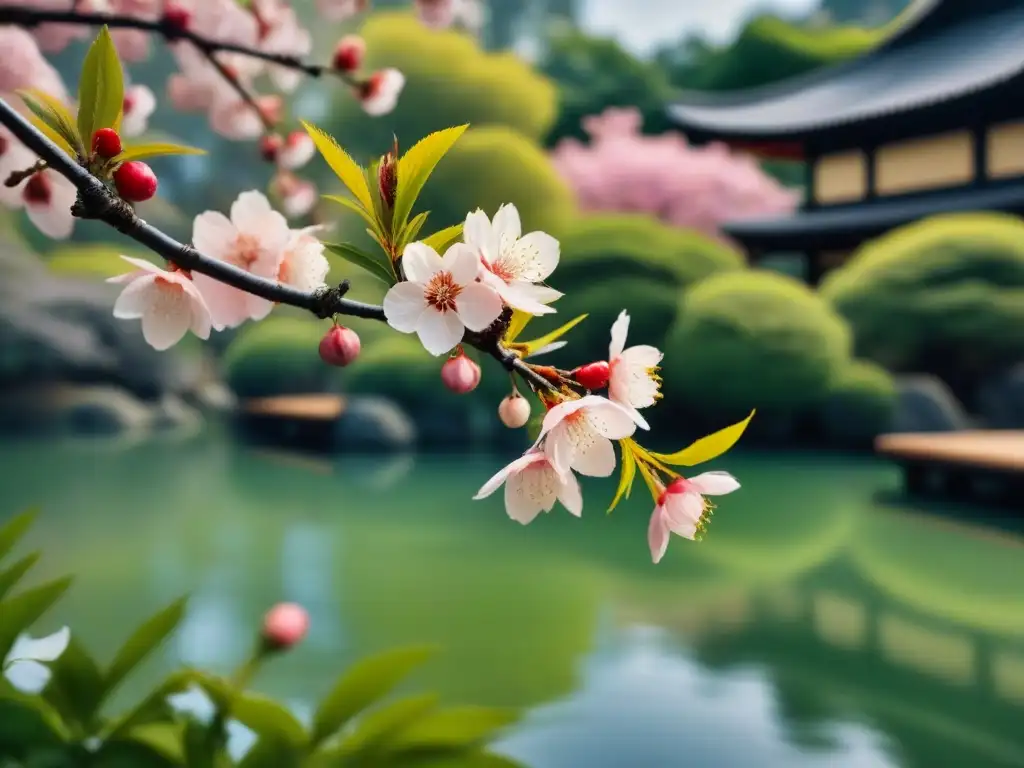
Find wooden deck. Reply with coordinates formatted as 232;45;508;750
875;431;1024;508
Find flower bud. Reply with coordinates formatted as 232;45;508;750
91;127;122;159
319;324;361;366
498;392;531;428
259;133;283;162
378;138;398;210
113;161;158;202
441;349;480;394
261;602;309;651
332;35;366;73
23;172;51;204
573;361;610;391
162;2;192;30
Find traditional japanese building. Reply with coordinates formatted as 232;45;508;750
667;0;1024;283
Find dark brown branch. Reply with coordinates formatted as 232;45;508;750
0;97;558;393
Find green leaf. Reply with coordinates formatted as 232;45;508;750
102;669;195;739
516;314;587;358
119;722;187;763
302;121;374;212
27;114;78;157
323;195;380;232
380;753;525;768
311;646;436;747
400;211;429;249
238;735;302;768
42;636;105;729
114;143;206;162
649;410;756;467
231;691;307;746
18;90;82;155
91;739;181;768
607;440;637;514
0;684;70;754
0;507;38;563
386;706;518;753
77;26;125;143
504;310;533;344
365;160;387;232
393;125;469;234
0;552;40;602
421;223;464;255
325;242;397;287
0;576;73;660
334;693;438;758
104;597;188;699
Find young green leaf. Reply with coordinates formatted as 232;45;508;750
504;310;533;344
103;597;189;699
41;636;106;730
114;143;207;162
311;646;436;746
238;735;303;768
513;314;587;358
101;669;195;740
0;689;70;752
325;242;397;287
379;752;526;768
117;722;187;763
301;120;374;212
648;410;756;467
232;692;308;745
393;125;469;233
421;223;464;255
384;706;518;754
332;693;439;758
0;507;38;563
0;576;72;660
0;552;40;602
607;440;637;514
78;26;125;143
17;91;81;155
90;738;181;768
400;211;429;249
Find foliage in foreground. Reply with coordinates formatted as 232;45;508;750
0;509;521;768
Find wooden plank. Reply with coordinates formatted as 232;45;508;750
875;431;1024;474
242;394;346;421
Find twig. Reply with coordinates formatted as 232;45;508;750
0;97;559;394
199;48;275;132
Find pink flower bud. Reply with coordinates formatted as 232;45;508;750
260;133;283;163
319;325;361;366
441;349;480;394
332;35;366;73
162;3;192;31
498;393;531;428
262;602;309;650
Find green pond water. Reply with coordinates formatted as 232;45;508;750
2;431;1024;768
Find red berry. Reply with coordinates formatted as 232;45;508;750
319;325;361;367
332;35;366;72
113;161;158;202
573;361;611;390
259;134;283;163
162;3;192;31
91;127;122;159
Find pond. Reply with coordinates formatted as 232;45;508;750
2;430;1024;768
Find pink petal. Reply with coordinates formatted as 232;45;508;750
648;507;671;564
474;451;545;499
688;471;740;496
454;282;503;333
442;242;480;285
192;211;238;259
506;231;559;283
609;310;629;360
382;281;427;333
113;276;158;319
402;242;444;283
415;307;463;356
463;209;498;264
556;469;583;517
569;434;616;478
491;203;521;252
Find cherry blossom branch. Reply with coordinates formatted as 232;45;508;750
0;97;559;394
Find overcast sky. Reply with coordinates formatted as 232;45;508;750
577;0;821;55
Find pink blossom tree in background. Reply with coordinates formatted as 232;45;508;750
550;106;800;242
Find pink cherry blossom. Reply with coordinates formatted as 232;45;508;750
0;166;77;240
607;310;663;430
271;172;318;219
121;84;157;137
107;256;213;350
0;126;37;182
550;107;799;243
109;0;162;61
648;472;741;563
414;0;483;30
277;131;315;171
277;226;329;292
315;0;367;22
464;203;562;315
0;26;68;102
532;395;638;478
190;190;291;329
383;241;503;356
254;0;312;93
473;449;582;524
22;0;94;53
262;602;309;649
358;69;405;117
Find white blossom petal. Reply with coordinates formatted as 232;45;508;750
383;281;427;333
442;242;480;285
556;469;583;516
648;507;671;564
402;242;444;283
463;209;498;263
569;432;616;477
491;203;521;253
688;471;741;496
455;282;503;332
492;280;558;315
416;307;464;356
113;275;158;319
609;310;629;360
140;288;195;351
505;231;559;283
192;211;238;258
473;452;542;500
4;659;51;694
8;627;69;663
504;461;558;524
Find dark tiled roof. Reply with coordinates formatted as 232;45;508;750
723;182;1024;250
667;1;1024;139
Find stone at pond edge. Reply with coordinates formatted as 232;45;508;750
976;362;1024;429
332;396;416;453
891;375;972;433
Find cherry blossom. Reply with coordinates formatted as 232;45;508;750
3;626;70;694
414;0;483;31
277;131;315;171
0;25;68;102
277;225;329;292
254;0;312;93
647;472;741;563
358;69;405;117
473;449;583;524
607;310;664;430
532;395;638;478
108;256;213;350
315;0;368;23
464;203;562;315
121;83;157;137
382;241;503;356
0;167;78;240
271;172;318;219
190;190;291;329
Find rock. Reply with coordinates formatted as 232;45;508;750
188;381;238;414
977;363;1024;428
45;385;154;437
151;394;204;434
891;375;972;433
333;396;416;452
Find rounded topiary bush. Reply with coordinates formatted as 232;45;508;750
818;359;896;447
555;214;744;291
417;126;577;235
662;270;852;420
223;316;337;398
820;213;1024;390
323;12;557;158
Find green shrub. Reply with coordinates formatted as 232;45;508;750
416;125;577;234
820;213;1024;381
323;12;556;159
818;359;896;446
223;316;337;398
45;244;153;279
663;270;852;418
555;214;744;290
344;335;440;409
